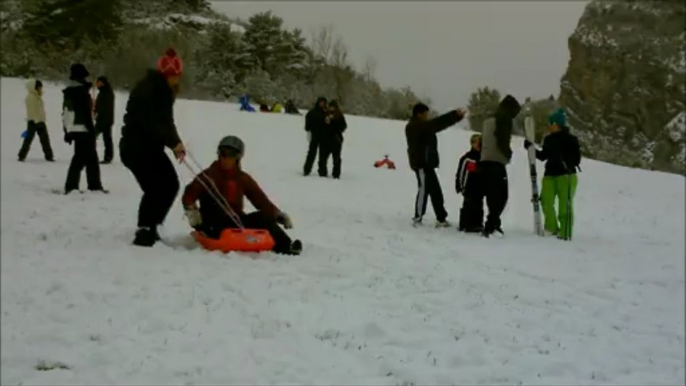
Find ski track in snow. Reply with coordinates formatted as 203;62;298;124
1;77;684;385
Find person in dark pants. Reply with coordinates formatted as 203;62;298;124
405;103;465;228
120;48;187;247
303;96;328;176
18;78;54;162
318;99;347;179
182;135;302;255
94;76;115;164
456;133;484;233
62;63;105;194
479;94;521;237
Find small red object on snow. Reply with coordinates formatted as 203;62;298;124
374;155;396;170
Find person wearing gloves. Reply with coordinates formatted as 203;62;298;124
182;135;303;255
18;79;54;162
524;108;581;240
120;48;187;247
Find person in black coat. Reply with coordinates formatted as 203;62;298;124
62;63;105;194
318;100;347;179
120;48;187;247
95;76;115;164
456;133;484;232
302;96;328;176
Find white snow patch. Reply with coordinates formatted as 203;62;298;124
665;111;686;142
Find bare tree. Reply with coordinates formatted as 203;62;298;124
309;24;334;64
362;54;377;83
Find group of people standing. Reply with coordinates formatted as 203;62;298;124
302;97;348;179
406;97;581;240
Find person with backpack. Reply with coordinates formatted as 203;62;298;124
524;108;581;240
318;100;347;179
120;48;187;247
456;133;484;233
62;63;106;194
182;135;302;255
18;79;54;162
94;76;115;164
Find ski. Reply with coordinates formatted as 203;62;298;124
524;114;544;237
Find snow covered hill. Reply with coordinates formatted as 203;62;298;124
1;77;684;385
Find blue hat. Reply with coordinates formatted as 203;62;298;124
548;108;567;127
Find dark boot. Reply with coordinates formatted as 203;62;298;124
133;227;160;247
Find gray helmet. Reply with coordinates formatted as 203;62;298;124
217;135;245;157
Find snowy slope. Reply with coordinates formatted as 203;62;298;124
1;77;684;385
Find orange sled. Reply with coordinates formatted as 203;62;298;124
191;228;275;253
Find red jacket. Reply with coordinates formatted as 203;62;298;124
182;161;279;218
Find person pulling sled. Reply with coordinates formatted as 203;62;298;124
456;133;484;233
182;135;302;255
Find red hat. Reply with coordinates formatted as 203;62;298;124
156;48;183;77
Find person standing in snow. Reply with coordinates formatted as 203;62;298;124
120;48;187;247
182;135;303;255
406;103;465;227
456;133;484;233
94;76;115;164
62;63;106;194
303;96;328;176
524;108;581;240
479;94;521;237
318;100;347;179
18;79;54;162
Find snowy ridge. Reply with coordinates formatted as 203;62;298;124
1;78;684;385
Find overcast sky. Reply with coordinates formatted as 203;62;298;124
211;1;588;111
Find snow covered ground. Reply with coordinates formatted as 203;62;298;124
1;77;684;385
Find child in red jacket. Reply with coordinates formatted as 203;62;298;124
456;134;484;233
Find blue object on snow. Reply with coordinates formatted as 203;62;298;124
239;94;256;112
21;130;28;139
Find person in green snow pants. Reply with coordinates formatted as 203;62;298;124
524;108;581;240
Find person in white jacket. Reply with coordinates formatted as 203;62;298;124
18;79;54;162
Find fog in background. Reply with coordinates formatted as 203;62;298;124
212;1;588;111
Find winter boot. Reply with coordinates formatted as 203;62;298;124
133;227;160;247
412;217;422;228
435;220;451;228
290;240;303;255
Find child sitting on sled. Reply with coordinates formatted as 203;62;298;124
181;135;302;255
455;133;484;233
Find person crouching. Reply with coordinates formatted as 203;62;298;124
181;135;303;255
456;133;484;233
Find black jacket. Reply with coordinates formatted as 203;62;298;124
121;69;181;151
62;80;95;137
405;111;462;170
456;149;481;195
95;80;115;128
304;103;328;138
535;129;581;176
324;113;347;142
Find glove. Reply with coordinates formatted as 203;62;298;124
524;140;532;149
184;205;202;227
63;132;74;144
276;211;293;229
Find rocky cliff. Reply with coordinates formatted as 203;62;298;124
559;0;686;174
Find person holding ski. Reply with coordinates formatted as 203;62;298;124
318;100;347;179
406;103;465;228
94;76;115;164
62;63;106;194
479;94;521;237
120;48;186;247
303;96;328;177
524;108;580;240
182;135;303;255
456;133;484;233
18;79;54;162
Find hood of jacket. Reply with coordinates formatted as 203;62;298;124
26;79;40;96
496;94;521;120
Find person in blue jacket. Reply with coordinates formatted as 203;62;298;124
239;94;255;112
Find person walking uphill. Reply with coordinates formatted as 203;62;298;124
18;79;54;162
318;100;347;179
479;94;521;237
406;103;465;227
120;48;187;247
182;136;303;255
524;108;580;240
303;96;328;176
62;63;105;194
94;76;115;164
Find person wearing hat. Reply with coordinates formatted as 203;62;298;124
479;94;521;237
181;135;302;255
455;133;484;233
94;76;115;164
18;78;54;162
303;96;328;176
62;62;106;194
524;108;581;240
120;48;187;247
405;102;465;228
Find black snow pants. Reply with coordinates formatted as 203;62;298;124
414;167;448;222
96;121;114;162
459;174;484;232
18;121;53;161
65;132;103;192
318;137;343;178
480;161;509;233
120;139;180;229
303;132;321;176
